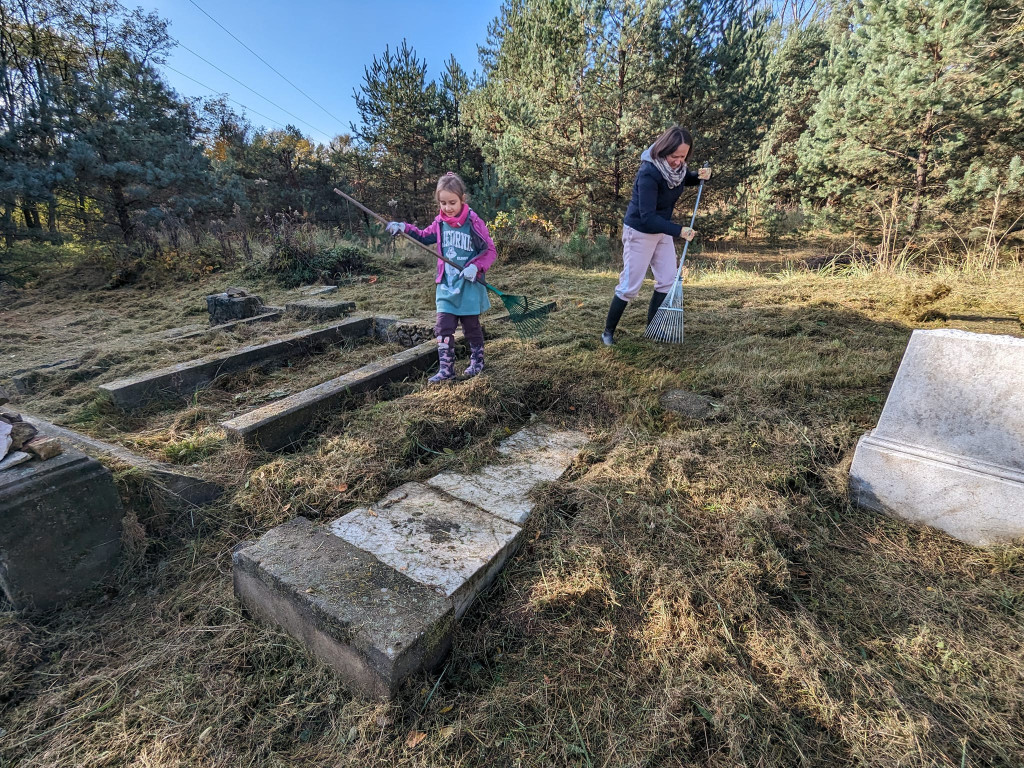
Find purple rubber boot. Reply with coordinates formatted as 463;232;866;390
428;336;456;383
464;344;485;377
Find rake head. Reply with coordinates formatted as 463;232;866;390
500;293;552;339
644;305;685;344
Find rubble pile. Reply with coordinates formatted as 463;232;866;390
0;391;63;470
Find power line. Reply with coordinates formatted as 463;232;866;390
175;40;333;141
184;0;348;130
163;63;291;132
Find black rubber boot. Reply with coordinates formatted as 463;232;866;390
603;295;628;345
647;290;668;325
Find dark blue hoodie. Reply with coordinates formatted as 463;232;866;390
623;160;700;237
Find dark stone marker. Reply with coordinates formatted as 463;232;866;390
206;292;266;326
0;448;123;610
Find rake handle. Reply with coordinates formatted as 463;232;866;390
666;164;709;303
333;188;498;294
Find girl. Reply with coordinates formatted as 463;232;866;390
387;172;497;382
602;126;712;345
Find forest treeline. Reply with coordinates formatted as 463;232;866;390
1;0;1022;268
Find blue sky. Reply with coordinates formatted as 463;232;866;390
132;0;502;143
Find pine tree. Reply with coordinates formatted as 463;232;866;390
796;0;1024;235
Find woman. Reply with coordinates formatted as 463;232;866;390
602;126;712;345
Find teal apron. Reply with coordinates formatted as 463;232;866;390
435;218;491;316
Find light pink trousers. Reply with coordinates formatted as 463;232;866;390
614;225;677;301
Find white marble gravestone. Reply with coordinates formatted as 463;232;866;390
849;329;1024;545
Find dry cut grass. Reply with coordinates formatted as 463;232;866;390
1;250;1023;767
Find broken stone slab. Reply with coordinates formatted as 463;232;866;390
330;482;524;618
8;412;222;512
0;450;30;471
850;329;1024;545
233;516;454;698
0;447;123;610
25;436;62;460
299;285;338;296
221;338;439;451
426;426;589;525
9;420;37;451
0;386;9;406
177;310;284;340
0;420;10;460
284;300;356;322
99;316;373;410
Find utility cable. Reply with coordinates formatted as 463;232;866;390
163;62;291;132
175;40;333;140
184;0;348;130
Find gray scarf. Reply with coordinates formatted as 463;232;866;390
641;144;687;189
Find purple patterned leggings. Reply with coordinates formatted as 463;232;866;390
435;313;484;347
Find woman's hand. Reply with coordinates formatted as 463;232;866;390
680;227;697;242
697;166;712;181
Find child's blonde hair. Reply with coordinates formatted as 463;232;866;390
435;171;467;201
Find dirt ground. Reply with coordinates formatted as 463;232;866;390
2;247;1024;767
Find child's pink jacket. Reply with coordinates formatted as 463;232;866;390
403;206;497;283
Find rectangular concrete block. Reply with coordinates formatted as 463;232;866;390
221;339;438;451
850;329;1024;545
233;516;454;698
11;412;223;512
0;448;123;610
329;482;523;618
426;425;589;525
99;316;373;409
284;300;356;321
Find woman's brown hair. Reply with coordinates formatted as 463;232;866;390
650;126;694;161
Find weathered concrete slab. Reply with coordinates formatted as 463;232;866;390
0;447;123;610
99;316;373;409
177;310;283;340
233;516;454;698
850;329;1024;545
299;285;338;296
329;482;523;618
284;299;356;321
427;425;589;525
10;412;222;512
221;339;438;451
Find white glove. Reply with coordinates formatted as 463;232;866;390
460;263;479;282
386;221;405;236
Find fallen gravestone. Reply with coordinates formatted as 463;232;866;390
233;423;588;697
849;329;1024;545
0;445;123;610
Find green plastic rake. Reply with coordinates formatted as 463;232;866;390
333;189;551;339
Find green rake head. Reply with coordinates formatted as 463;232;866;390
499;293;552;339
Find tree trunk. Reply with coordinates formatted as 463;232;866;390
47;198;57;235
909;108;933;234
2;203;13;248
111;184;134;243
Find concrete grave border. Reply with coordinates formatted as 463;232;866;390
99;316;373;410
233;423;589;698
8;411;223;512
